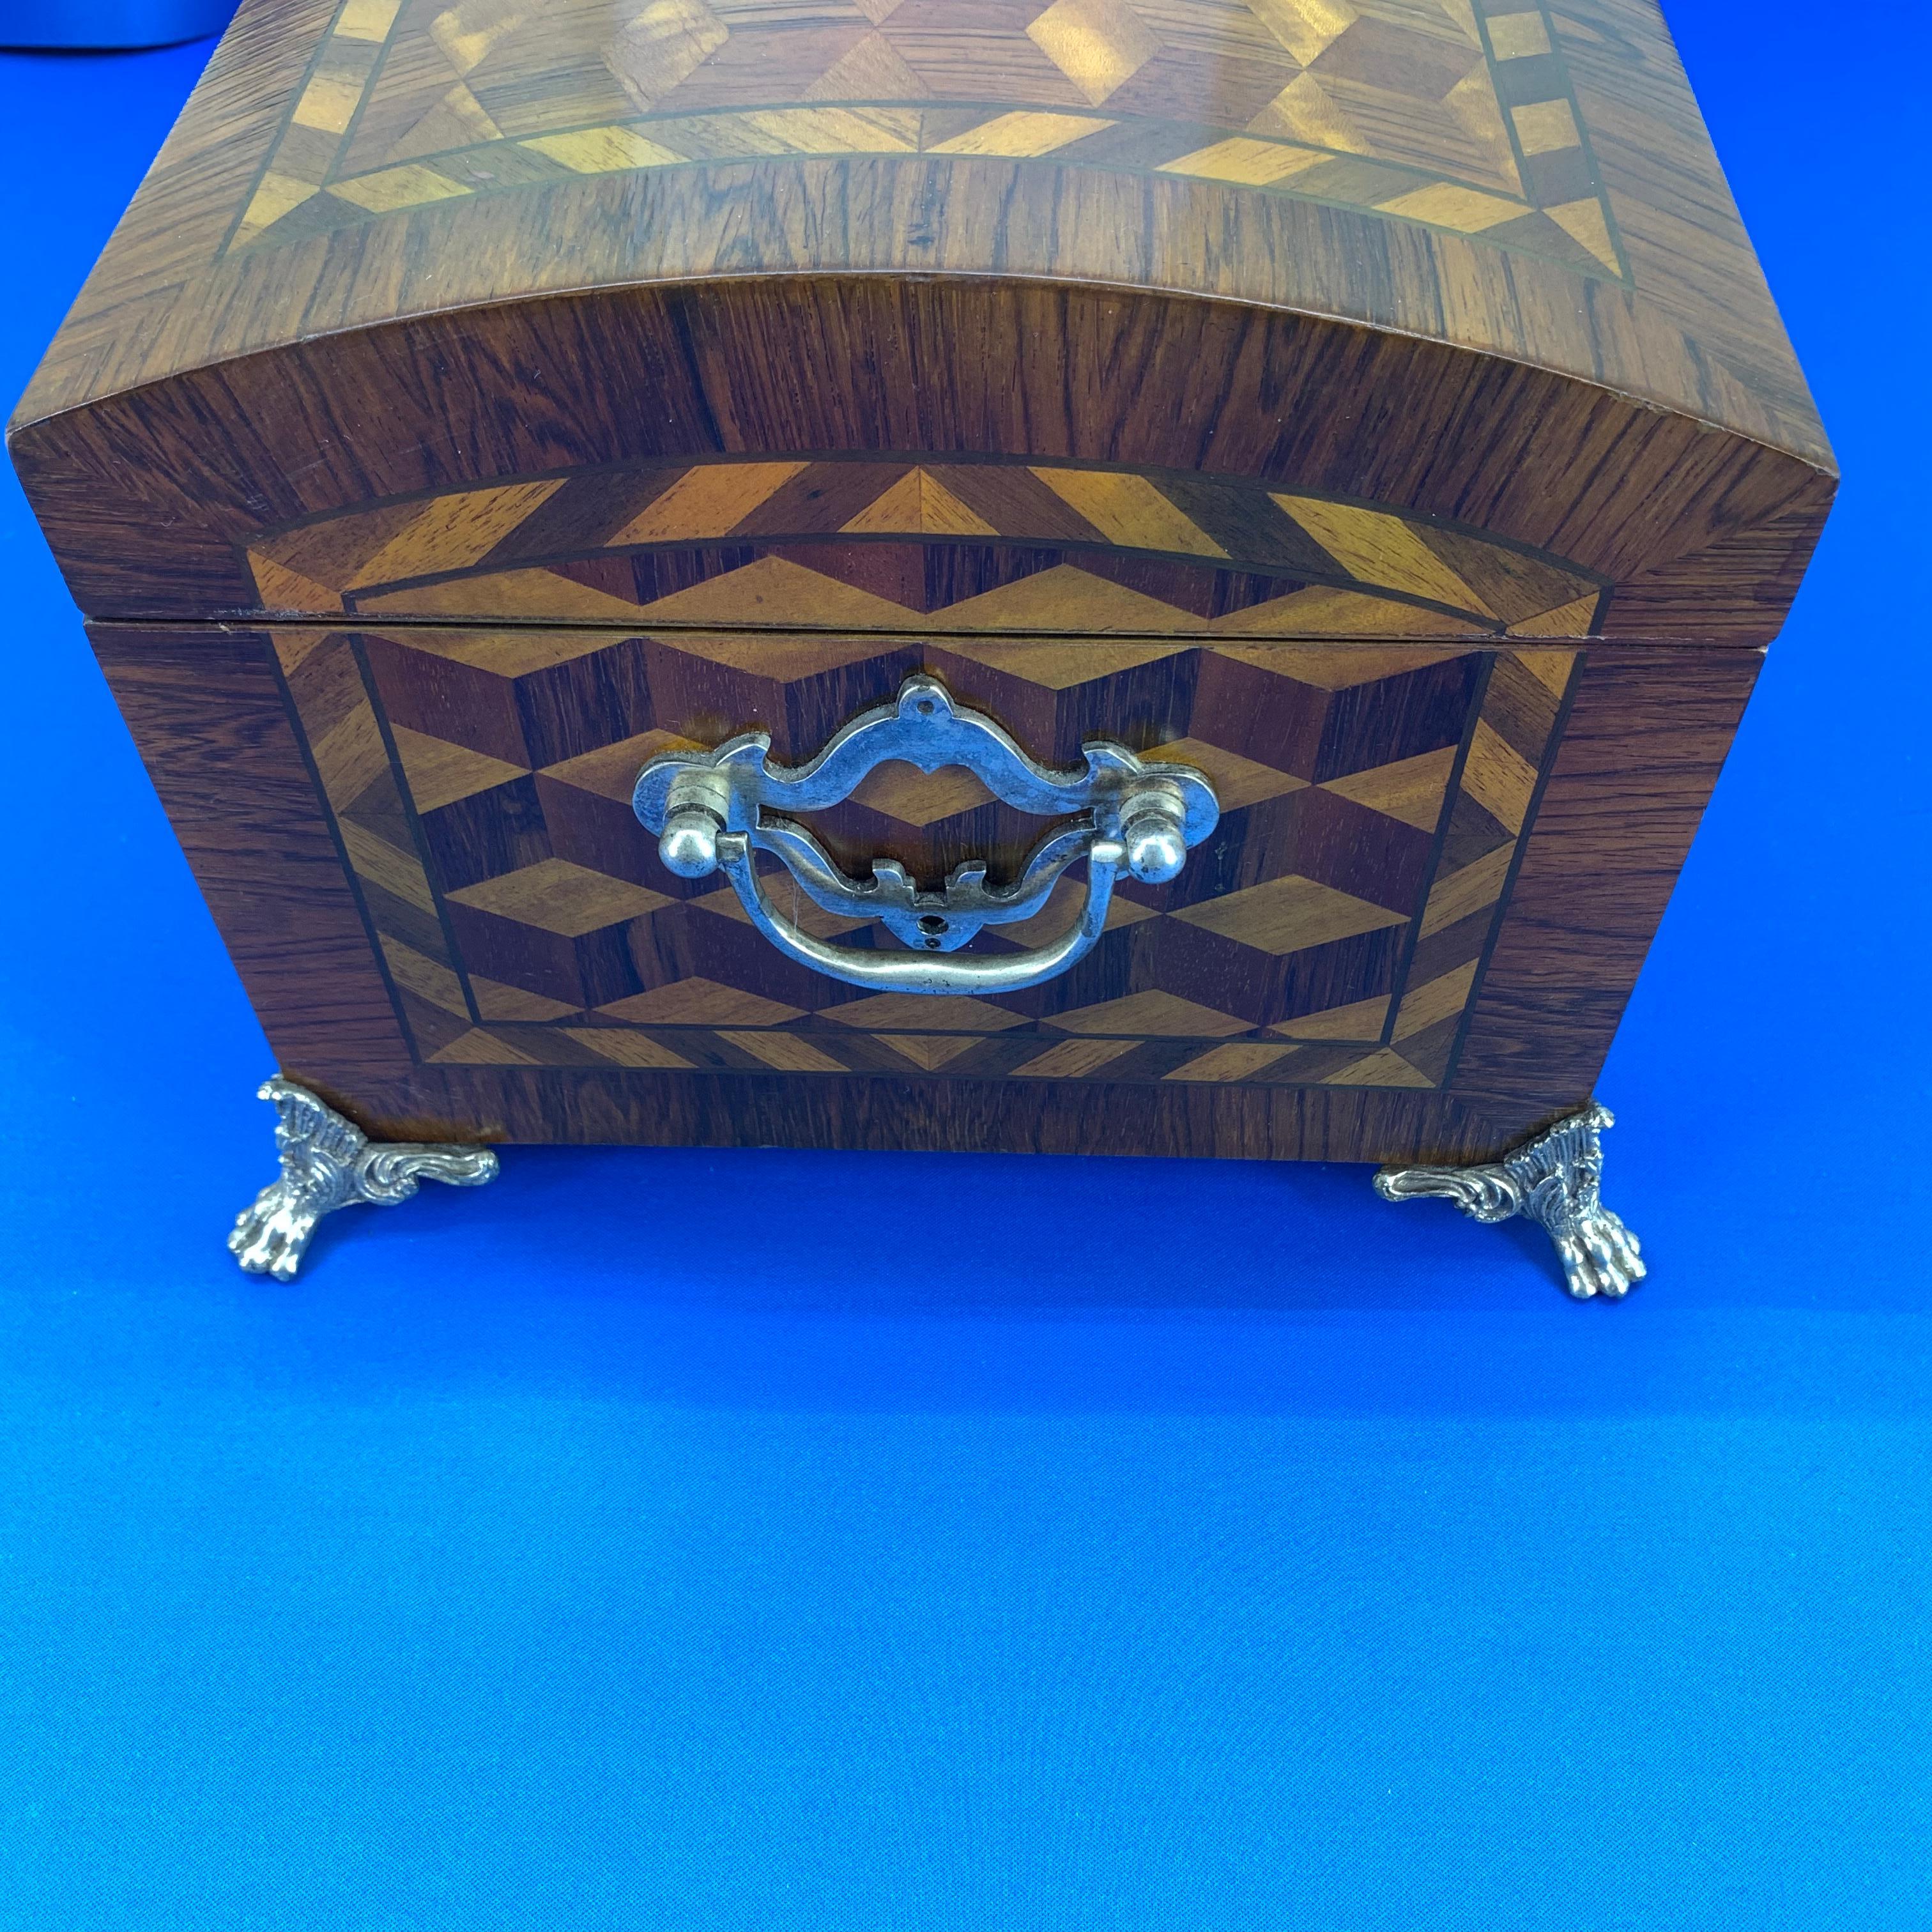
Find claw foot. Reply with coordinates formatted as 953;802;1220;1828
1374;1103;1646;1300
229;1077;498;1280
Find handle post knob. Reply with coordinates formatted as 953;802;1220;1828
659;807;722;877
657;769;732;877
1119;785;1191;884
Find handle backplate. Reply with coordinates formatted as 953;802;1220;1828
631;675;1219;994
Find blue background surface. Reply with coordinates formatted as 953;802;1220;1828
1;10;1928;1925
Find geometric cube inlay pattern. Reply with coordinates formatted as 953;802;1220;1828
229;0;1625;282
273;625;1576;1092
247;454;1611;640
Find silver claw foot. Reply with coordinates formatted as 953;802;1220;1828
228;1077;499;1280
1374;1103;1646;1300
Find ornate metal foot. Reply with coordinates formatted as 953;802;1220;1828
228;1077;498;1280
1374;1103;1645;1300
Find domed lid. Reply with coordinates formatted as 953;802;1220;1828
11;0;1832;641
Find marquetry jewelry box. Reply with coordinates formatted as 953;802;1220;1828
11;0;1830;1293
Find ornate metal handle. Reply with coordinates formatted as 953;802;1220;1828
631;675;1219;995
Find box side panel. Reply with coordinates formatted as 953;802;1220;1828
90;623;413;1074
1454;643;1761;1104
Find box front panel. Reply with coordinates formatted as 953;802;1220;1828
270;625;1575;1103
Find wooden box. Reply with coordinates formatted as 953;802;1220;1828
10;0;1831;1280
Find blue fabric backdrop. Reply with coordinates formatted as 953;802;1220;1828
2;9;1928;1925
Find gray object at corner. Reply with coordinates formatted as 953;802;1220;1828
1374;1103;1646;1300
0;1;231;48
229;1078;498;1280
